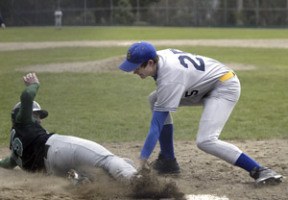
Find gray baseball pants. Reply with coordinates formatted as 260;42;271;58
44;134;137;182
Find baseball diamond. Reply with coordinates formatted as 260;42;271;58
0;39;287;200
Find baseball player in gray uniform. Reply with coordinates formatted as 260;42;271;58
118;41;282;184
0;73;137;184
0;12;5;29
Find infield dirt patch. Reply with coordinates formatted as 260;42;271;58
1;39;288;51
1;139;287;200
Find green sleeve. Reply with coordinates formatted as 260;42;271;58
15;83;39;124
0;156;17;169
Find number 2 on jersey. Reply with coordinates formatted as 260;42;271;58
170;49;205;71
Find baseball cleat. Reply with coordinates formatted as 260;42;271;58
258;178;282;185
249;167;283;185
151;154;180;174
67;169;91;185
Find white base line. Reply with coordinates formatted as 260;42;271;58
185;194;229;200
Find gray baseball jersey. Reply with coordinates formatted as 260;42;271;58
149;49;243;164
154;49;231;112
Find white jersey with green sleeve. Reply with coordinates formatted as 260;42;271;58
154;49;231;112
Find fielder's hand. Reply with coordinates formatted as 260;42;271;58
138;158;151;173
23;72;39;86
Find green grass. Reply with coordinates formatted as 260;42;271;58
1;26;288;42
0;27;288;146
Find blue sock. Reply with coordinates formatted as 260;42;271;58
159;124;175;159
235;153;261;172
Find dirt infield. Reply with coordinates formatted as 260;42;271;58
1;39;288;51
0;140;287;200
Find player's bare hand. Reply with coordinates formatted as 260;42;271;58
23;72;39;86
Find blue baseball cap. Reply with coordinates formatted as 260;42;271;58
119;41;157;72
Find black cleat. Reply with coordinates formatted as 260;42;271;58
151;154;180;174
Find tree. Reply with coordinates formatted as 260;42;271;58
113;0;134;25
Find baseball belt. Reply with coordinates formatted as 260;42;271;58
219;71;235;82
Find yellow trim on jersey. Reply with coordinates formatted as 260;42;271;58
219;71;235;82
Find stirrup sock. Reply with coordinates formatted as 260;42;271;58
159;124;175;159
235;153;260;172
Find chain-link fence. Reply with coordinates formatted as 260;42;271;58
1;0;288;27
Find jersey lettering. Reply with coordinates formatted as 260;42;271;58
185;90;198;97
170;49;205;71
179;56;205;71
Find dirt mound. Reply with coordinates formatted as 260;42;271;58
17;56;125;73
18;57;255;73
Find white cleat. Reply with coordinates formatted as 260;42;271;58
250;167;283;185
67;169;91;185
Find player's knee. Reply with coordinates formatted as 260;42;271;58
196;140;206;151
196;137;217;152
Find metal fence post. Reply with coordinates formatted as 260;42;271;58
136;0;140;22
224;0;227;26
287;0;288;25
110;0;114;25
165;0;169;25
84;0;87;25
256;0;259;26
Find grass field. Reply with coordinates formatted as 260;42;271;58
1;27;288;41
0;27;287;146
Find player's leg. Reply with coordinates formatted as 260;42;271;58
196;77;256;165
44;134;76;176
71;136;137;182
148;91;180;174
158;123;174;159
45;134;137;182
101;155;137;183
196;77;282;183
45;135;105;185
196;91;243;164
